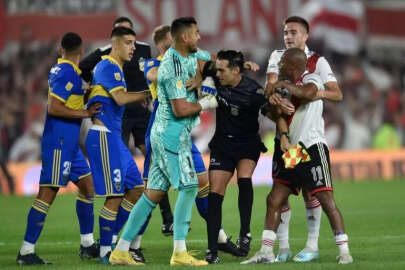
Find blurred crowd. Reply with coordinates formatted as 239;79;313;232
1;32;405;165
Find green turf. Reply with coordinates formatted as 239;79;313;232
1;180;405;269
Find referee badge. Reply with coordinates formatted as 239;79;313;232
114;72;121;81
230;106;239;116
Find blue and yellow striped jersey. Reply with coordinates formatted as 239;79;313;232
43;58;84;145
88;55;126;135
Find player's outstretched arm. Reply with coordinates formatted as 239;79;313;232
48;96;101;118
110;88;150;106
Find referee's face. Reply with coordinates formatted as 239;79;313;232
216;59;238;86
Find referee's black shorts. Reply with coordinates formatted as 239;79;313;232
208;134;267;172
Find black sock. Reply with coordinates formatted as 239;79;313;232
207;192;223;254
238;178;253;237
159;193;173;224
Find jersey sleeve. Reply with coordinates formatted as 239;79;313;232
194;49;211;61
316;57;337;84
50;69;76;102
97;64;126;93
266;50;282;74
252;86;266;108
302;73;323;90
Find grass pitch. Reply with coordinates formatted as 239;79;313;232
1;180;405;269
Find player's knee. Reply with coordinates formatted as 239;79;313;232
316;191;336;213
125;187;144;204
37;186;59;204
77;177;94;197
197;173;209;188
180;186;198;199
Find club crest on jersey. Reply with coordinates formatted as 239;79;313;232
65;82;73;91
114;72;121;81
176;80;182;89
230;106;239;116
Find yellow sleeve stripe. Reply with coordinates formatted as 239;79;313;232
50;92;66;103
109;86;125;94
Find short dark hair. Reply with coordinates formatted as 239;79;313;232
153;25;171;45
284;16;309;33
113;16;133;28
217;50;244;72
61;32;82;53
111;26;136;39
171;17;197;39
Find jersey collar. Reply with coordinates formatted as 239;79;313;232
57;58;82;75
304;45;310;55
102;55;123;71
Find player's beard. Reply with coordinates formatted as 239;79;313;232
188;44;198;53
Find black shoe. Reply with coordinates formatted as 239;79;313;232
16;252;52;265
129;248;146;263
162;222;173;236
79;243;99;259
205;250;220;264
218;237;245;257
236;235;252;257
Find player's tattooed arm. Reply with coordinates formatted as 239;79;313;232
273;81;317;101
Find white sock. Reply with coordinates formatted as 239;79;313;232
305;199;321;251
260;230;276;253
20;241;35;255
116;238;131;252
277;207;291;250
130;235;142;250
217;228;228;243
100;245;112;257
335;234;350;255
173;240;186;253
80;233;94;248
112;234;118;245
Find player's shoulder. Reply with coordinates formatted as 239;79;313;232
241;75;264;93
302;72;322;88
51;62;77;80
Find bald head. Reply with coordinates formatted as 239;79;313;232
279;48;307;81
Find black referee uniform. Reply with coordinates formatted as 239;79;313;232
204;62;267;260
79;41;151;151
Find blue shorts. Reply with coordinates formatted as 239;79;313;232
143;100;206;180
85;127;143;197
39;142;91;187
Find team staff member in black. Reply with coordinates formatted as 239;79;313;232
79;16;174;248
204;50;267;264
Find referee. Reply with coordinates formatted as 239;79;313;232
204;50;267;263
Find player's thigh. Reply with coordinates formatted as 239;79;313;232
299;142;333;196
70;149;93;196
119;139;144;191
39;142;75;188
146;142;171;192
85;129;125;197
191;142;207;186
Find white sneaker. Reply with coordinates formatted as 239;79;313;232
293;247;319;262
240;251;275;264
337;253;353;264
275;248;292;262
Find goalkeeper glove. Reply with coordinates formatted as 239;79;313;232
200;76;217;96
198;95;218;110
